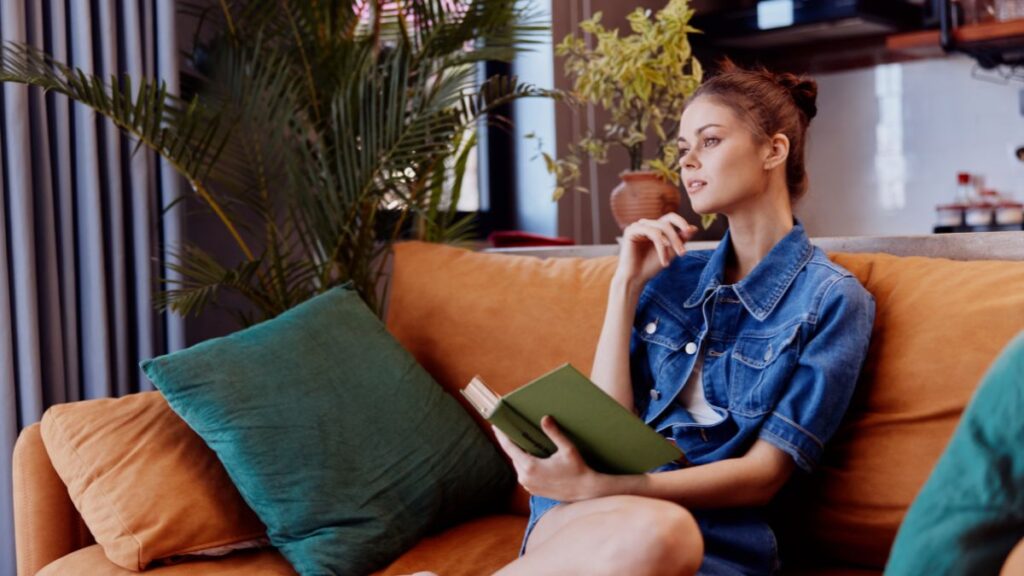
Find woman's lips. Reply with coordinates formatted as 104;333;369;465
686;180;707;193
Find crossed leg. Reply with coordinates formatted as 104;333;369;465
493;495;703;576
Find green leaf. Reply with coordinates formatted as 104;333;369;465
542;152;557;175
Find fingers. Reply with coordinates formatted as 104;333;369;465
539;415;576;455
493;426;540;494
624;222;672;266
624;214;697;266
492;426;531;467
661;213;700;241
651;219;687;257
493;426;526;457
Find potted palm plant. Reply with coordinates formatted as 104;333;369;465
0;0;553;323
544;0;710;229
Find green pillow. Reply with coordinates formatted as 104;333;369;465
141;285;513;575
885;332;1024;575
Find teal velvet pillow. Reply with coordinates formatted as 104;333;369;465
886;332;1024;575
141;285;514;576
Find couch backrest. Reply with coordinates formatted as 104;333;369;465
385;232;1024;570
488;230;1024;262
781;251;1024;568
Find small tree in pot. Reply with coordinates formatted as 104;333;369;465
544;0;714;230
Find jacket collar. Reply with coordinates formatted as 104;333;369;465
683;220;813;321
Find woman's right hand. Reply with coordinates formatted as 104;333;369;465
616;213;698;288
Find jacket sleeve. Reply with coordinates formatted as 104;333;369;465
758;275;876;473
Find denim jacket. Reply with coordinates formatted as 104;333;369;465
630;221;875;473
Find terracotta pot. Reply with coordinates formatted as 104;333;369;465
609;170;682;230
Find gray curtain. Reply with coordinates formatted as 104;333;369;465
0;1;185;574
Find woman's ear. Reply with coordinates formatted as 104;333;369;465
763;133;790;171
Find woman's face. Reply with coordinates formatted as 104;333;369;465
677;97;771;216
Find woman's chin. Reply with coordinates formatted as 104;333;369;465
688;199;717;216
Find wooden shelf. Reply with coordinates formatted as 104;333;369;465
887;18;1024;58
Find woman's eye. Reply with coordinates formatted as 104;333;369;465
678;147;690;157
703;137;719;147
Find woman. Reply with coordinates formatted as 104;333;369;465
489;60;877;576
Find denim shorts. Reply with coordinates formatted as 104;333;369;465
521;494;780;575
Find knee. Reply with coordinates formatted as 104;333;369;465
645;502;703;575
607;498;703;576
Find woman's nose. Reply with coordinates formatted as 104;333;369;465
679;151;699;170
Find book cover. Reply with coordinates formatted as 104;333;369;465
461;363;686;475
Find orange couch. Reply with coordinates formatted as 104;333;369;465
13;233;1024;575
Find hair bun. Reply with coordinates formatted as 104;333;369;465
776;73;818;121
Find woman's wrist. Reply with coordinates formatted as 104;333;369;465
610;272;645;301
584;471;649;500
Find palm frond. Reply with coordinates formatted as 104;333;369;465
1;42;227;181
4;1;557;324
0;41;259;262
156;245;266;319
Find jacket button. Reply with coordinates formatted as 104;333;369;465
650;389;661;400
684;342;698;355
644;322;657;335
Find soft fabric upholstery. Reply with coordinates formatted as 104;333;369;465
36;545;296;576
386;241;618;514
12;423;93;576
778;253;1024;568
15;241;1024;576
142;285;513;576
38;392;267;570
778;565;884;569
28;517;885;576
885;333;1024;575
371;515;527;576
387;243;1024;568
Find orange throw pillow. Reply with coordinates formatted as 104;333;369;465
781;253;1024;568
40;391;267;570
386;241;618;514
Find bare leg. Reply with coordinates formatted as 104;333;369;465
493;495;703;576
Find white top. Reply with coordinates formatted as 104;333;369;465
679;348;724;425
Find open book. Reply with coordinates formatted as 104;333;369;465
460;364;686;475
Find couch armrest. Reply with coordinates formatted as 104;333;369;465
13;423;92;576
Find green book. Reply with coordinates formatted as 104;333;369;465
460;363;687;475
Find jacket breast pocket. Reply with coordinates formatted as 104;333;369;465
728;325;801;417
635;306;692;379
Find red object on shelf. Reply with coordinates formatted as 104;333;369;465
487;230;575;248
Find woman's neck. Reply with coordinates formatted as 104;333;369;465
722;202;794;285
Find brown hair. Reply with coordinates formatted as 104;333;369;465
686;58;818;201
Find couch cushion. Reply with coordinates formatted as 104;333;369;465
39;392;267;571
386;241;618;514
13;423;94;576
371;515;527;576
780;568;880;576
37;545;296;575
885;333;1024;575
142;285;513;575
775;253;1024;569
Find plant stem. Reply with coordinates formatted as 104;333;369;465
189;179;256;262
